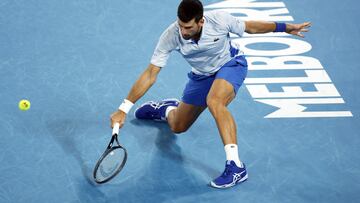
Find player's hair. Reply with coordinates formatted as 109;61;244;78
177;0;204;23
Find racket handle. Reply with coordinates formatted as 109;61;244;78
112;122;120;136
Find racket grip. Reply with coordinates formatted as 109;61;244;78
112;122;120;136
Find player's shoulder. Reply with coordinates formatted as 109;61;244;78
204;10;234;28
204;10;231;29
157;21;179;45
164;21;179;33
205;10;232;21
160;21;179;37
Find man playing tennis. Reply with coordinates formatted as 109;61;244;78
111;0;310;188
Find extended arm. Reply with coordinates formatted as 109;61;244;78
110;63;161;128
245;21;311;37
125;64;161;104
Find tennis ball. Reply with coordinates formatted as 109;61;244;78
19;99;31;111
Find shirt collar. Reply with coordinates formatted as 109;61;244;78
178;18;206;44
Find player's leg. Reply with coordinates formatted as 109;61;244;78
134;99;206;134
206;79;237;145
166;72;216;133
208;56;248;189
135;70;214;134
166;101;206;133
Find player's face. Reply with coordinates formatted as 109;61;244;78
178;18;204;40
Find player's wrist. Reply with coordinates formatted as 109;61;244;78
274;22;286;32
118;99;134;114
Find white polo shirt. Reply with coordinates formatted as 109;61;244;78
150;10;245;75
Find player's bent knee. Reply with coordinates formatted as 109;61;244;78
170;124;188;134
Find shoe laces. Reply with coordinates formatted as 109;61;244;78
149;101;168;110
221;164;233;177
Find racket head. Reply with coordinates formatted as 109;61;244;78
93;145;128;184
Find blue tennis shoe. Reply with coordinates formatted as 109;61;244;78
134;98;180;121
210;160;248;189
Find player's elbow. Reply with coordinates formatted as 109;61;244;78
149;72;160;87
245;26;258;34
245;28;256;34
149;75;157;86
245;21;257;34
148;64;161;85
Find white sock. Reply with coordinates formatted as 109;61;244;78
165;106;177;119
224;144;243;167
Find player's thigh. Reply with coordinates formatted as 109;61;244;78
207;78;235;106
207;57;247;106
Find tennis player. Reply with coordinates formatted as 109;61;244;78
111;0;310;188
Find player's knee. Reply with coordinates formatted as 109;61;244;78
206;96;224;111
170;123;188;134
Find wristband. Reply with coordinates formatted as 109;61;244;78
274;22;286;32
118;99;134;114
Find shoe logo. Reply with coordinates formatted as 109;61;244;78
213;38;219;42
233;171;246;182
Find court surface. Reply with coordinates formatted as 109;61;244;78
1;0;359;202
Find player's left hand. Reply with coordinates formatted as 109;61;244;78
286;22;311;38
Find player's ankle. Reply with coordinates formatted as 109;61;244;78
224;144;243;167
165;106;177;120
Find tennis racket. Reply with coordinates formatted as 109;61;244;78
93;123;128;184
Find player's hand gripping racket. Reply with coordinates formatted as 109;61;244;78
93;123;127;184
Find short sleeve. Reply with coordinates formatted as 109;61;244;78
213;11;245;37
150;23;178;68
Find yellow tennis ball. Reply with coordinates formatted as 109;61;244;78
19;99;31;111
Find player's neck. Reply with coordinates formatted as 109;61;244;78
192;27;203;44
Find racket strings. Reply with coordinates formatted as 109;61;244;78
95;148;126;182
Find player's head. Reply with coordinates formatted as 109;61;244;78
177;0;204;40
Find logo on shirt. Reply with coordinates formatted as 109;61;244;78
213;38;220;42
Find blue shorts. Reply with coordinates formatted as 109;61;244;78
182;55;248;106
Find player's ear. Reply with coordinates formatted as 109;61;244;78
198;18;204;26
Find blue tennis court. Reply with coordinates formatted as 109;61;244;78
1;0;359;202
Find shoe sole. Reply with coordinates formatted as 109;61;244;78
210;174;248;189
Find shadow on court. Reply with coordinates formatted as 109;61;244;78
45;117;221;202
45;118;107;202
100;119;218;202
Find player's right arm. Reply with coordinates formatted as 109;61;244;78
110;22;177;129
110;63;161;128
125;63;161;104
